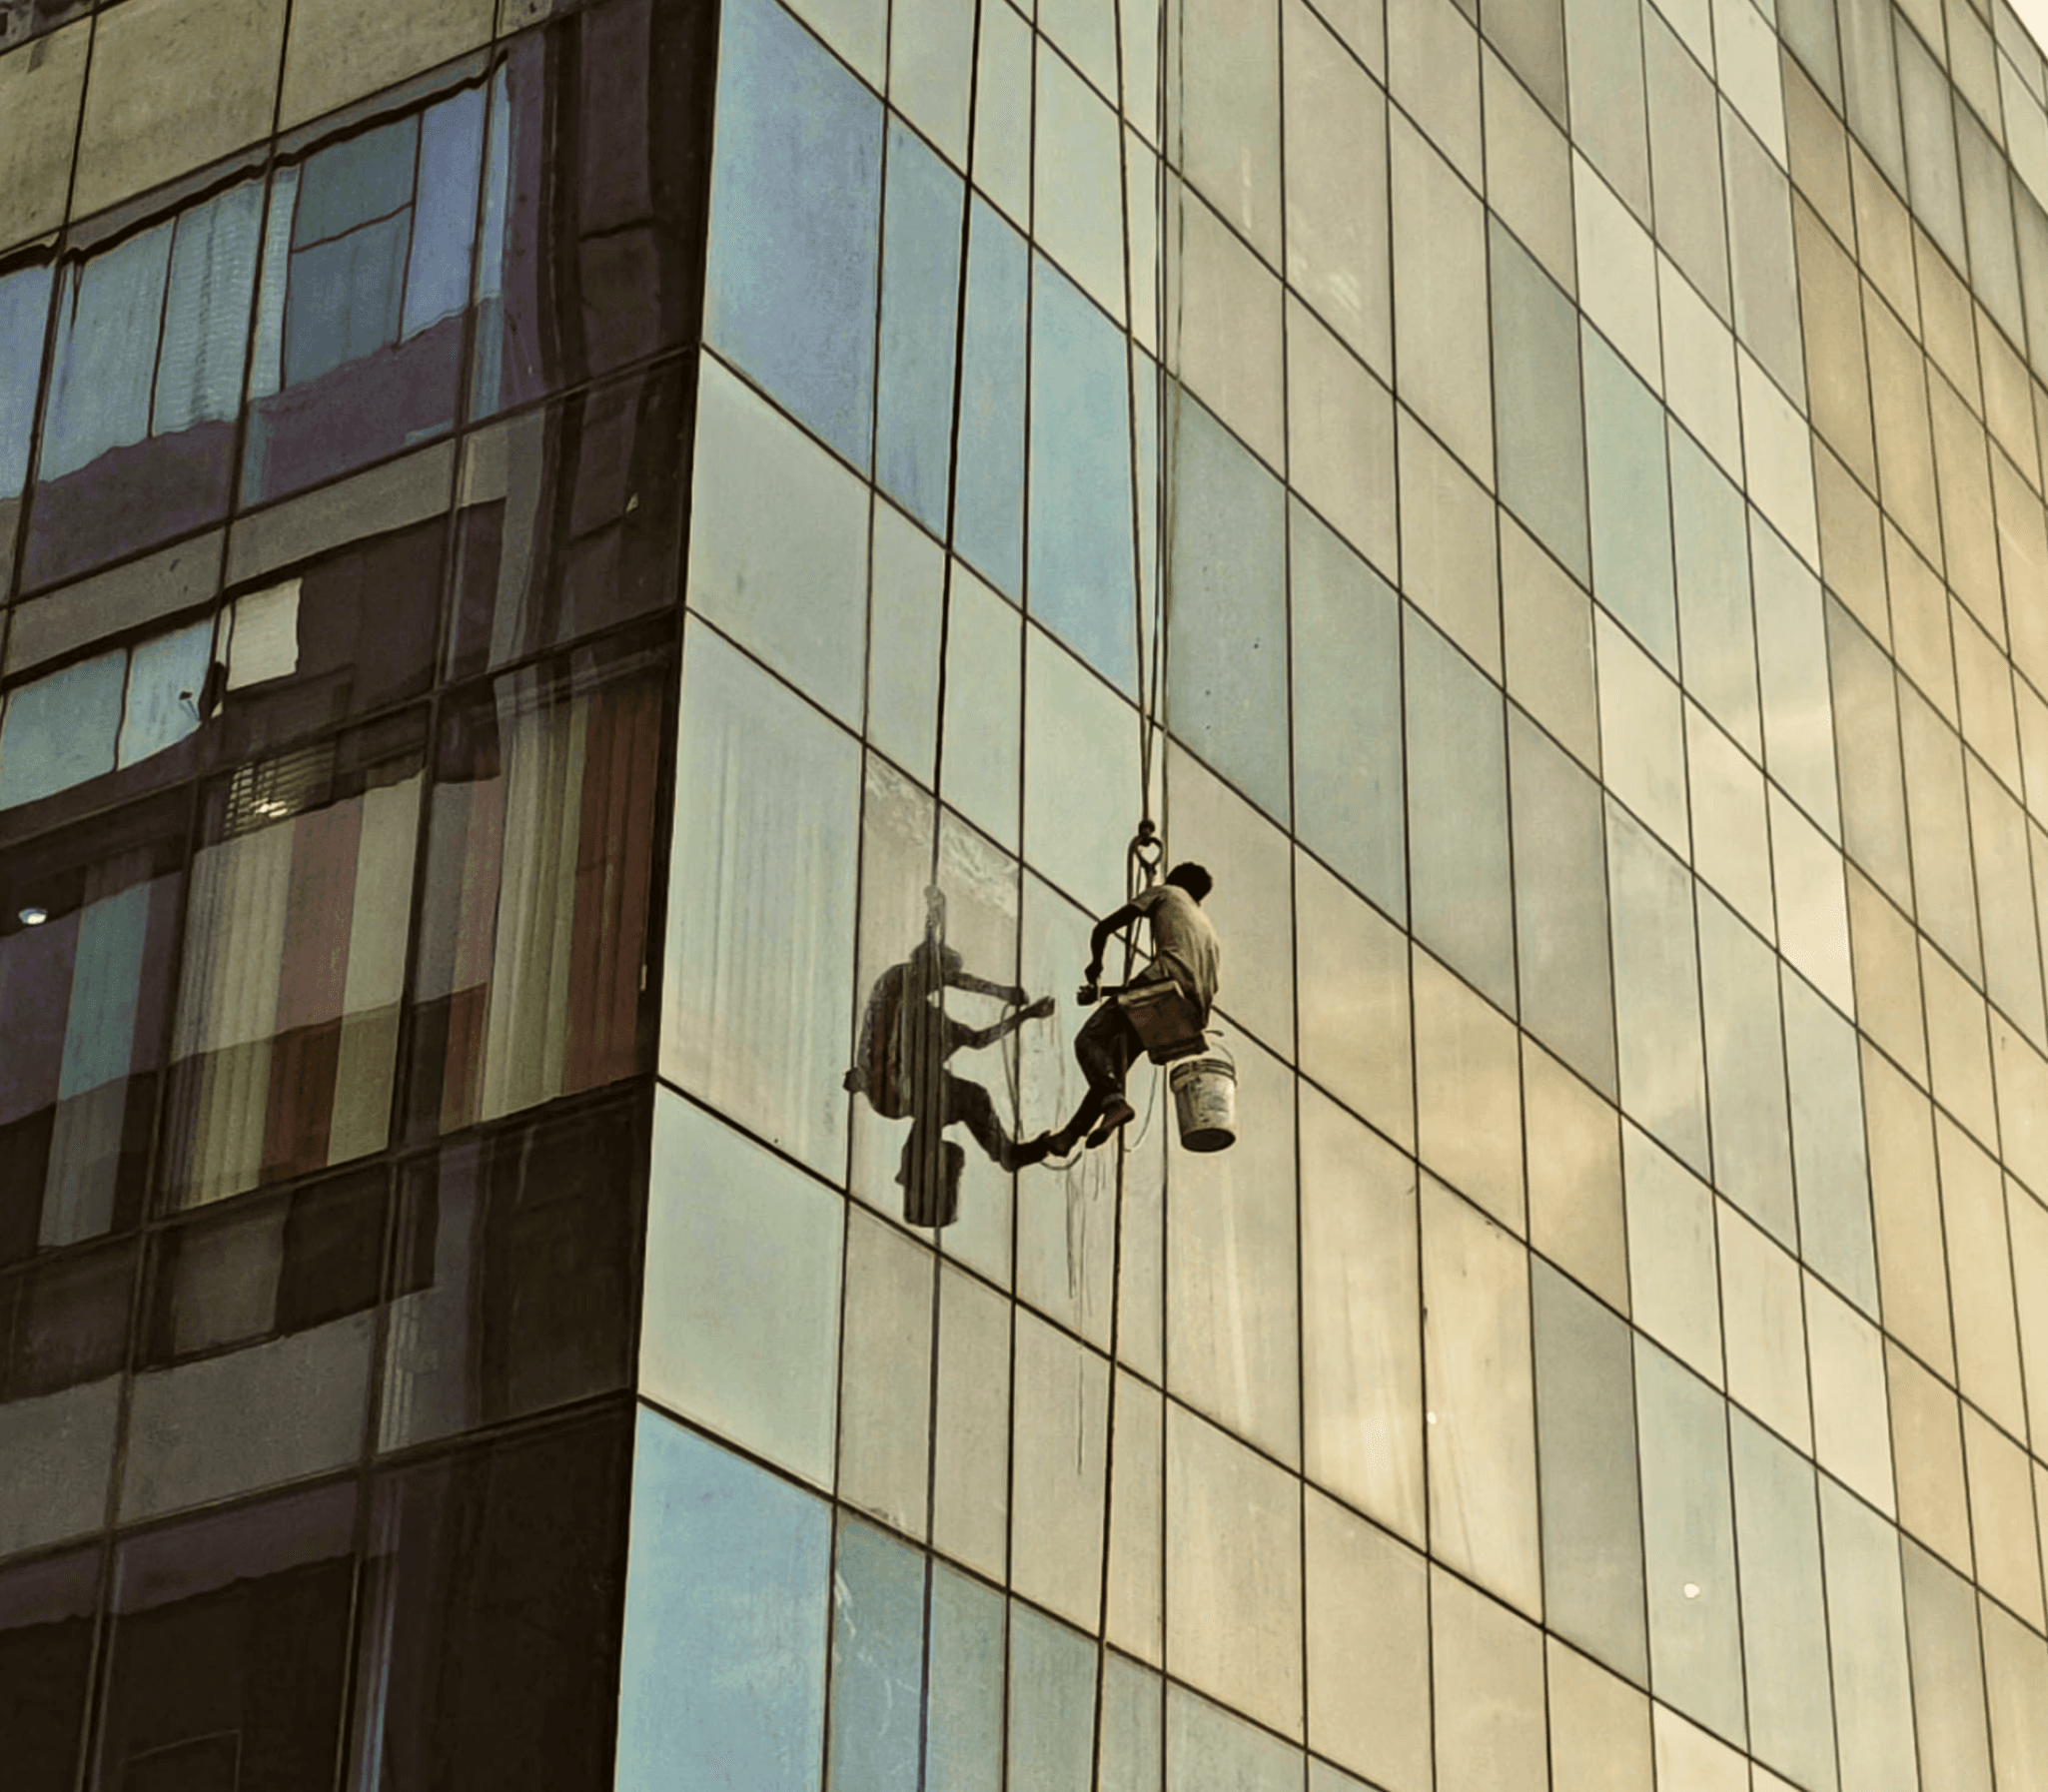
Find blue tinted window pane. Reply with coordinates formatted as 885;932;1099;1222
876;123;964;532
1029;258;1136;690
829;1517;927;1791
616;1412;830;1790
1291;500;1404;921
1166;1682;1303;1789
0;265;54;500
293;115;419;247
39;223;173;485
928;1566;1005;1792
0;652;125;811
1008;1604;1097;1792
1169;396;1289;821
1582;331;1676;670
1099;1654;1162;1792
119;620;213;769
1406;611;1516;1011
955;200;1027;595
407;89;487;336
705;0;883;467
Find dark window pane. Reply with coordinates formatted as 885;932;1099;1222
0;1547;99;1792
474;0;720;419
0;793;187;1264
349;1410;631;1792
160;716;428;1209
380;1100;639;1449
211;518;446;762
143;1173;384;1367
243;90;483;505
448;360;688;680
25;186;259;589
99;1482;356;1792
0;1239;133;1554
699;0;882;464
410;636;664;1136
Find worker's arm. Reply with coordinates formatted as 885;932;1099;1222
949;968;1028;1003
1084;903;1144;982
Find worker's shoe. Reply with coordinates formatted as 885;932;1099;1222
1006;1133;1055;1170
1084;1099;1136;1150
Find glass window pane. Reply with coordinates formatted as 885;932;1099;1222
1493;221;1589;584
1564;0;1651;217
411;636;663;1139
1730;1413;1835;1789
472;0;718;415
828;1515;928;1791
1305;1489;1432;1788
1009;1603;1099;1792
30;184;259;589
0;1547;97;1792
1625;1120;1723;1383
358;1409;632;1789
1034;41;1125;320
1167;1681;1303;1790
449;361;688;680
1669;428;1758;751
1818;1471;1917;1790
1292;500;1405;920
1301;1085;1425;1541
0;650;125;813
1534;1261;1647;1682
1390;116;1493;477
105;1482;357;1792
1900;1538;1995;1792
1424;1176;1541;1614
1011;1314;1110;1628
1583;329;1677;669
380;1101;637;1453
1697;894;1794;1242
0;260;53;589
663;623;860;1177
1825;596;1912;905
928;1563;1006;1792
686;353;870;725
246;93;476;505
1606;802;1709;1174
1837;0;1904;187
1295;851;1413;1148
0;1239;129;1555
955;199;1028;596
1644;13;1729;316
1511;709;1615;1093
876;123;964;533
703;0;882;466
1634;1342;1745;1744
1168;397;1289;820
1099;1653;1163;1792
1751;512;1838;836
1432;1568;1548;1790
1896;24;1965;268
1406;610;1516;1011
1030;258;1138;691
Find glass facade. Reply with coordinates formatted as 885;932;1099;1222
5;0;2048;1784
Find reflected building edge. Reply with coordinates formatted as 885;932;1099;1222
4;0;2048;1785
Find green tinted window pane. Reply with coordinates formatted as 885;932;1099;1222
1669;428;1759;752
1493;221;1589;583
928;1565;1006;1792
1583;331;1677;669
1534;1262;1648;1681
1697;894;1795;1244
1292;501;1406;920
1819;1474;1917;1790
1008;1604;1097;1792
1607;804;1709;1175
829;1517;927;1790
1407;611;1516;1011
1166;1682;1305;1789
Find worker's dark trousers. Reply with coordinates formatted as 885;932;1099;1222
1074;1001;1136;1100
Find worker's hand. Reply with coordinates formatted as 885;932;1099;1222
1084;958;1103;984
1023;995;1056;1020
842;1067;865;1094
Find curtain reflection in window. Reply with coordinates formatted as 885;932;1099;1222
244;86;484;505
161;719;427;1208
0;795;185;1259
410;638;662;1137
25;184;259;588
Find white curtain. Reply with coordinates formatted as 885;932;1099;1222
154;181;263;436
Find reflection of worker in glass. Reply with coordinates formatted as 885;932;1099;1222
1037;863;1220;1156
844;938;1057;1225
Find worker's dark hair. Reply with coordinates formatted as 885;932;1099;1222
1165;862;1213;902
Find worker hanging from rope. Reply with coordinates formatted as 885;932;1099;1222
1028;858;1220;1158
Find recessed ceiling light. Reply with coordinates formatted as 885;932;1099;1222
18;906;48;926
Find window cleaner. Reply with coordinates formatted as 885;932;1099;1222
1027;860;1226;1157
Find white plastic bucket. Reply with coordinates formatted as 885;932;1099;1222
1169;1053;1238;1153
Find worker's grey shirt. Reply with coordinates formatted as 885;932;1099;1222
1130;884;1221;1019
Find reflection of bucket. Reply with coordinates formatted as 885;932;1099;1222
900;1138;964;1228
1170;1054;1237;1152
